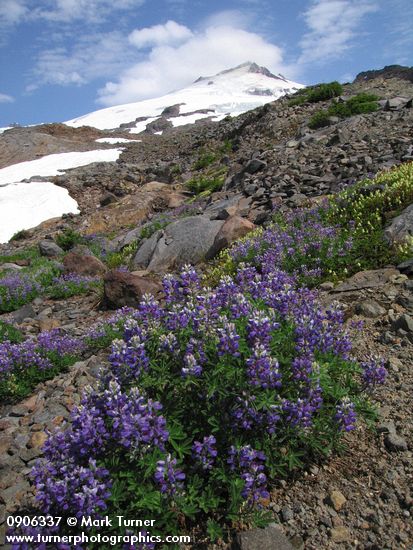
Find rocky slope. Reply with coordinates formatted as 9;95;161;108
0;66;413;549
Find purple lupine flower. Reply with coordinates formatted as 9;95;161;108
229;292;251;318
138;294;163;324
335;398;357;432
181;352;202;377
104;381;168;451
51;273;99;296
227;445;269;504
37;329;84;356
265;405;281;435
361;357;387;387
180;264;200;295
0;339;52;378
232;395;263;431
291;355;314;383
0;273;40;310
154;454;185;495
109;334;149;382
158;332;178;354
246;344;281;389
32;458;111;519
246;310;279;347
282;397;315;429
217;318;240;357
192;435;217;470
162;274;182;304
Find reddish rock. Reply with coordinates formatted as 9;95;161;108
206;215;255;259
14;259;30;267
20;395;38;413
39;318;61;332
0;418;19;432
103;270;163;309
28;432;47;449
63;252;107;277
52;415;66;426
167;193;187;209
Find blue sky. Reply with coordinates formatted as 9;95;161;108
0;0;412;127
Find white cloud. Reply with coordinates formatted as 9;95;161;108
98;23;287;106
129;20;193;48
298;0;377;64
29;32;136;88
32;0;145;23
0;0;145;27
0;0;27;26
0;92;14;103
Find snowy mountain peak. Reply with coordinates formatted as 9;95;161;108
194;62;280;83
66;62;304;132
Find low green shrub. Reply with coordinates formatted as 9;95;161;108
325;161;413;269
193;152;217;170
308;110;331;129
186;173;225;195
328;93;379;118
220;139;234;154
347;100;378;115
287;96;306;107
9;229;30;242
309;93;379;129
55;228;83;251
307;81;343;103
0;321;23;343
140;219;169;240
105;242;139;269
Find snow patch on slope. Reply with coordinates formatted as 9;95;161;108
0;149;122;186
170;112;213;127
95;137;142;144
0;148;122;242
0;182;79;243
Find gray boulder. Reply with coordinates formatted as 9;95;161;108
333;268;400;292
132;230;163;270
384;97;412;111
133;216;224;273
38;239;64;257
385;204;413;245
145;117;173;134
397;258;413;275
11;303;37;324
392;313;413;333
355;299;386;318
244;158;267;174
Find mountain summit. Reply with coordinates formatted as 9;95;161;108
194;61;290;83
66;62;303;132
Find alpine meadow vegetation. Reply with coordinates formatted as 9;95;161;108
11;263;386;545
5;163;412;547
